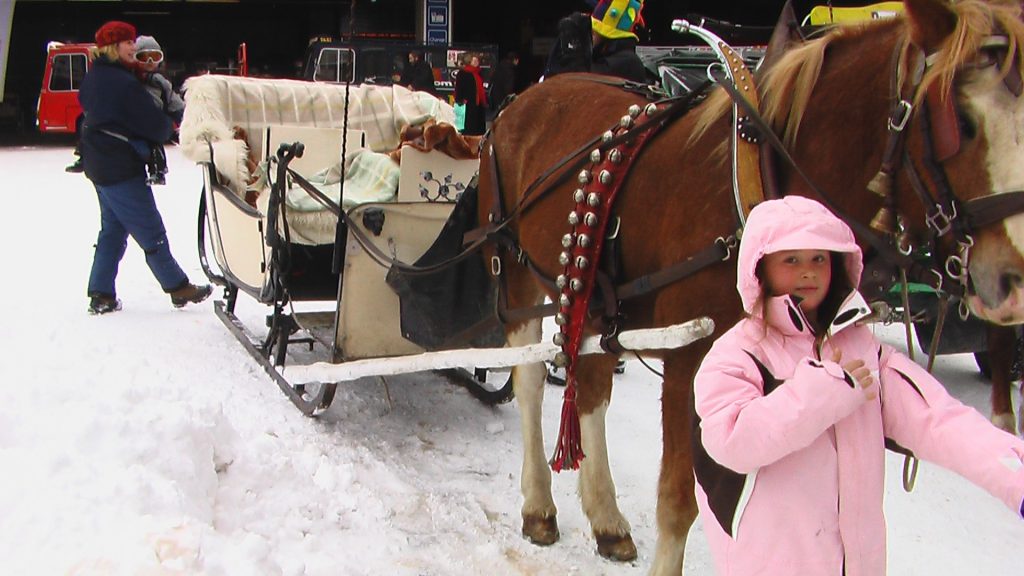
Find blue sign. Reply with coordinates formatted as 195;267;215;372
424;0;450;46
427;29;448;46
428;6;447;26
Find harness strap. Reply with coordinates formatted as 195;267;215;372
713;69;943;294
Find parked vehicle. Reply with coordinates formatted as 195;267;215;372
302;39;498;101
36;41;92;134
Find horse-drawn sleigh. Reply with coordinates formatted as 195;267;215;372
181;0;1024;572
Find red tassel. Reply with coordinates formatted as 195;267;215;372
549;373;585;472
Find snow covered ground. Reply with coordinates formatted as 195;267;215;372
0;144;1021;575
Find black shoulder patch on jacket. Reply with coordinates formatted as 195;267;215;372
745;351;783;395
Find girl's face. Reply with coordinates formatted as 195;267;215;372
762;250;832;316
115;39;136;65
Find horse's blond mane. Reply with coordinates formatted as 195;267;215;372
690;0;1024;149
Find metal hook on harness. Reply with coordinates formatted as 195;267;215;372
716;235;739;261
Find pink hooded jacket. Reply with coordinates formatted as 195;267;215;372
693;197;1024;576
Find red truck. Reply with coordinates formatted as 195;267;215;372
36;41;93;134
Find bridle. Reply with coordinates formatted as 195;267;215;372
720;31;1024;319
875;35;1024;317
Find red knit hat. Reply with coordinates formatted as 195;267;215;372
95;21;137;48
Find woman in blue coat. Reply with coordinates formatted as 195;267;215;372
79;21;210;314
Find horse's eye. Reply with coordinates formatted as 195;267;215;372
957;109;977;140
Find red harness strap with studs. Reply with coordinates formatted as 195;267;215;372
549;102;661;472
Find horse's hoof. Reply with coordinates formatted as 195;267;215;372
522;514;559;546
991;412;1016;435
595;532;638;562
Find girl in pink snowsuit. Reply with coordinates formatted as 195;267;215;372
692;196;1024;575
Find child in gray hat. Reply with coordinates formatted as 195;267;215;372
134;35;183;185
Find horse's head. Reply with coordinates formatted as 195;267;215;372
898;0;1024;324
750;0;1024;325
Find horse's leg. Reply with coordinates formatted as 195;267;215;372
576;353;637;561
651;347;702;576
987;325;1017;434
508;318;560;545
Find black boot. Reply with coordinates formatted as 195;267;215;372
88;293;122;315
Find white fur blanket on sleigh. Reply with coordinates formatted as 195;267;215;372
179;74;455;195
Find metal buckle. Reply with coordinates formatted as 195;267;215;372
926;203;956;236
490;255;502;276
888;100;914;132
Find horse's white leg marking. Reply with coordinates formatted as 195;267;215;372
649;530;687;576
508;320;556;520
579;402;631;536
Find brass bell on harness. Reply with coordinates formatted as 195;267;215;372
556;274;568;289
620;115;634;129
628;104;641;118
559;294;572;308
559;251;571;266
576;255;590;269
870;205;898;235
568;211;580;225
644;103;658;116
602;130;615;143
555;313;568;326
570;278;584;292
562;234;575;248
553;351;570;367
552;332;566;346
574;188;586;203
608;149;623;164
578;170;592;184
587;193;601;207
590;149;603;163
598;170;613;185
578;234;591;248
584;212;599;227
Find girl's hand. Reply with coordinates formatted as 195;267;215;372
832;349;877;400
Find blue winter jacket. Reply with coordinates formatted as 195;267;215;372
79;56;172;185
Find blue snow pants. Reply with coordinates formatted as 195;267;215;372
87;176;188;297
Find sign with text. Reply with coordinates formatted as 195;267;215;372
423;0;450;46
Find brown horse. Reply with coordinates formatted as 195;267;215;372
479;0;1024;572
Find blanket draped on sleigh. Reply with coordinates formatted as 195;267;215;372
179;74;455;196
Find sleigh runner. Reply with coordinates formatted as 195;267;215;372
180;74;714;415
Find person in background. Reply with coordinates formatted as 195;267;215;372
487;51;520;119
454;53;487;136
400;50;437;95
543;0;648;83
133;35;184;186
78;21;211;315
692;196;1024;575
